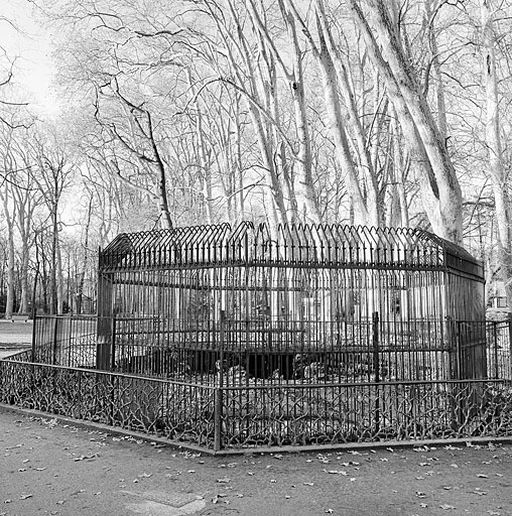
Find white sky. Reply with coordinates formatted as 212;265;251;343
0;0;59;118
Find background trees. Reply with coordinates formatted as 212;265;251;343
1;0;512;315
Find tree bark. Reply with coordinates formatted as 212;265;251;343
481;0;512;310
351;0;463;243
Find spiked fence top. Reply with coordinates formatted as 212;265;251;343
98;222;483;279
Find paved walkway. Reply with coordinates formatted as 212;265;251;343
0;320;31;360
1;409;512;516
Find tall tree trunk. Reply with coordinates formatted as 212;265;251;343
76;195;93;314
351;0;463;243
18;242;29;314
50;198;59;315
0;190;15;319
317;44;370;225
4;229;15;319
314;0;380;225
285;9;321;223
424;0;448;140
481;0;512;310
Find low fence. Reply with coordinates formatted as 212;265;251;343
2;359;512;451
1;315;510;452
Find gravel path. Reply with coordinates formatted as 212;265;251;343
1;408;512;515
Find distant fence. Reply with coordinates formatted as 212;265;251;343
30;315;97;368
22;315;512;382
486;320;512;379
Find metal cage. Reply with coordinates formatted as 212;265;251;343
94;222;485;384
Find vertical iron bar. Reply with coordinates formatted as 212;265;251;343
52;316;59;365
493;322;499;379
508;317;512;379
68;316;73;367
214;387;222;451
455;320;461;380
31;314;37;363
372;311;380;433
111;316;117;371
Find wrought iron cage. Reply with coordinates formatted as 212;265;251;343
94;222;485;384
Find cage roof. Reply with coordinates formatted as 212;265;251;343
99;222;483;279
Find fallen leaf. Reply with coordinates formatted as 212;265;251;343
324;469;347;475
73;454;97;462
212;493;227;503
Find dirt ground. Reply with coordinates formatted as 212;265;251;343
1;409;512;516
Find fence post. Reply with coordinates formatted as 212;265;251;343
454;321;461;381
508;318;512;379
68;317;73;367
214;311;226;452
372;311;380;433
493;322;499;379
31;314;37;363
52;316;59;365
214;387;223;452
111;316;117;371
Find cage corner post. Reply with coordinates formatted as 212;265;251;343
96;270;114;371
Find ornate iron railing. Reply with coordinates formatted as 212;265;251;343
2;359;512;451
